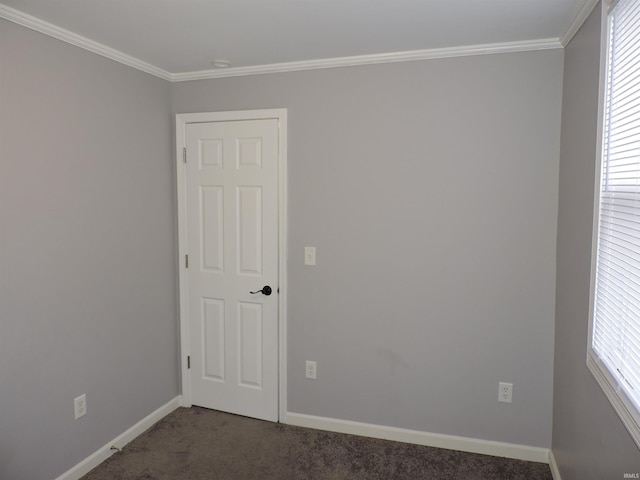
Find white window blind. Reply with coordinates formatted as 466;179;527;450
592;0;640;424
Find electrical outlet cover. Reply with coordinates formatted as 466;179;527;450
74;394;87;419
498;382;513;403
305;360;317;379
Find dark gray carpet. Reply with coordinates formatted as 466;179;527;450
81;407;552;480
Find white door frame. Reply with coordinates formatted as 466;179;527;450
175;109;288;421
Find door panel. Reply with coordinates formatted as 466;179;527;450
201;187;224;272
202;298;225;380
237;186;262;275
238;301;263;388
185;118;279;421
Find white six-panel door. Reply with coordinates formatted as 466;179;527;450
180;115;281;422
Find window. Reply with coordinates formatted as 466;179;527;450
589;0;640;448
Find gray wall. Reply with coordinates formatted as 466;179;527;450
9;10;620;478
553;4;640;478
0;20;178;480
173;50;564;448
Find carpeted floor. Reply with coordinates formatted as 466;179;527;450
81;406;552;480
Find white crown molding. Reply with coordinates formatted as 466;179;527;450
560;0;600;46
0;3;172;81
171;38;563;82
2;1;564;83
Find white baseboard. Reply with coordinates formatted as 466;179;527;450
284;412;550;464
54;396;182;480
549;450;562;480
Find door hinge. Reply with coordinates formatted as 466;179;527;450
185;254;189;268
187;356;191;369
183;147;187;163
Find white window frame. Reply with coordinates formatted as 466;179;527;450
587;0;640;450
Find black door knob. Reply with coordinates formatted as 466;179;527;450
250;285;272;296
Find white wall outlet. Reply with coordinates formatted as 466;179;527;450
498;382;513;403
74;394;87;419
304;247;316;266
305;360;317;379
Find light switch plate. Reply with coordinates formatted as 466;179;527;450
304;247;316;266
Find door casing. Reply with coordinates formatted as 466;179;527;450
176;109;288;421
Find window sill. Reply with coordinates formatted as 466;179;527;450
587;352;640;450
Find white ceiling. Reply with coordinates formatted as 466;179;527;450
1;0;594;80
